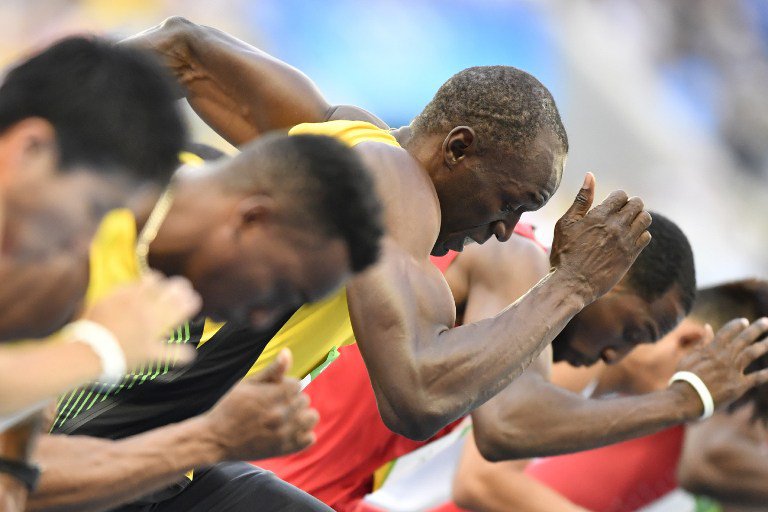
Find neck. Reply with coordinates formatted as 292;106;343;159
390;126;443;175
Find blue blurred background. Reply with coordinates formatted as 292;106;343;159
3;0;766;285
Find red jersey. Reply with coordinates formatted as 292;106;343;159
524;426;686;512
254;224;542;511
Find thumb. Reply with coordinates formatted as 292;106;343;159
564;173;595;221
256;349;293;383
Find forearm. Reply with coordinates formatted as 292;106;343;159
353;268;588;440
473;380;698;460
125;17;329;145
28;417;222;512
0;341;100;417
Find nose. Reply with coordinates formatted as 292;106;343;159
492;214;521;242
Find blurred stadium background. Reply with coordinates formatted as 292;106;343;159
3;0;766;285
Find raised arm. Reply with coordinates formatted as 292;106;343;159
678;406;768;506
122;17;385;146
28;352;318;512
349;147;652;440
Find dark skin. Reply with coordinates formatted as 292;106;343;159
679;406;768;511
125;17;655;439
446;232;768;461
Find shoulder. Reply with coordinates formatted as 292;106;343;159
458;234;550;289
354;142;440;258
325;105;390;129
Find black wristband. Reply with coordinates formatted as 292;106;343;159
0;457;40;491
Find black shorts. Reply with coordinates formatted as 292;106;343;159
110;462;332;512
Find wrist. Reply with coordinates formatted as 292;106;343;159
63;320;127;385
667;380;705;421
668;371;715;420
189;415;228;465
0;457;41;492
548;268;592;309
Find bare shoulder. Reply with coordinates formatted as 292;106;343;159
459;234;550;289
354;142;440;258
325;105;390;129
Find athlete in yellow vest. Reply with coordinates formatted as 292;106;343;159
53;131;383;436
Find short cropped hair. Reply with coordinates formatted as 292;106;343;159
411;66;568;157
692;279;768;423
625;212;696;317
0;36;186;184
222;133;383;272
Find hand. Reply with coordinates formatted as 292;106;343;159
203;349;319;460
82;271;201;368
120;17;196;78
673;318;768;417
549;173;652;304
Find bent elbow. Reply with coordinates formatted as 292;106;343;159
473;424;530;462
380;408;443;442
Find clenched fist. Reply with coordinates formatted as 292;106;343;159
550;173;652;305
203;349;319;461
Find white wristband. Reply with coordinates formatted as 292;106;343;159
65;320;127;385
669;371;715;420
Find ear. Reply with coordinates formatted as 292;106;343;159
441;126;477;167
677;323;708;352
236;194;276;227
0;118;57;189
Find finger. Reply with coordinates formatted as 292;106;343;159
592;190;629;214
294;430;317;451
287;392;311;414
739;337;768;369
711;318;750;349
748;367;768;388
701;324;715;346
619;197;645;222
293;407;320;432
734;317;768;353
255;349;293;383
563;173;595;221
629;210;652;237
633;230;652;251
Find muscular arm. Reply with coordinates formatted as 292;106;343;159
678;407;768;506
349;148;648;440
471;368;699;460
122;17;386;146
348;154;592;440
